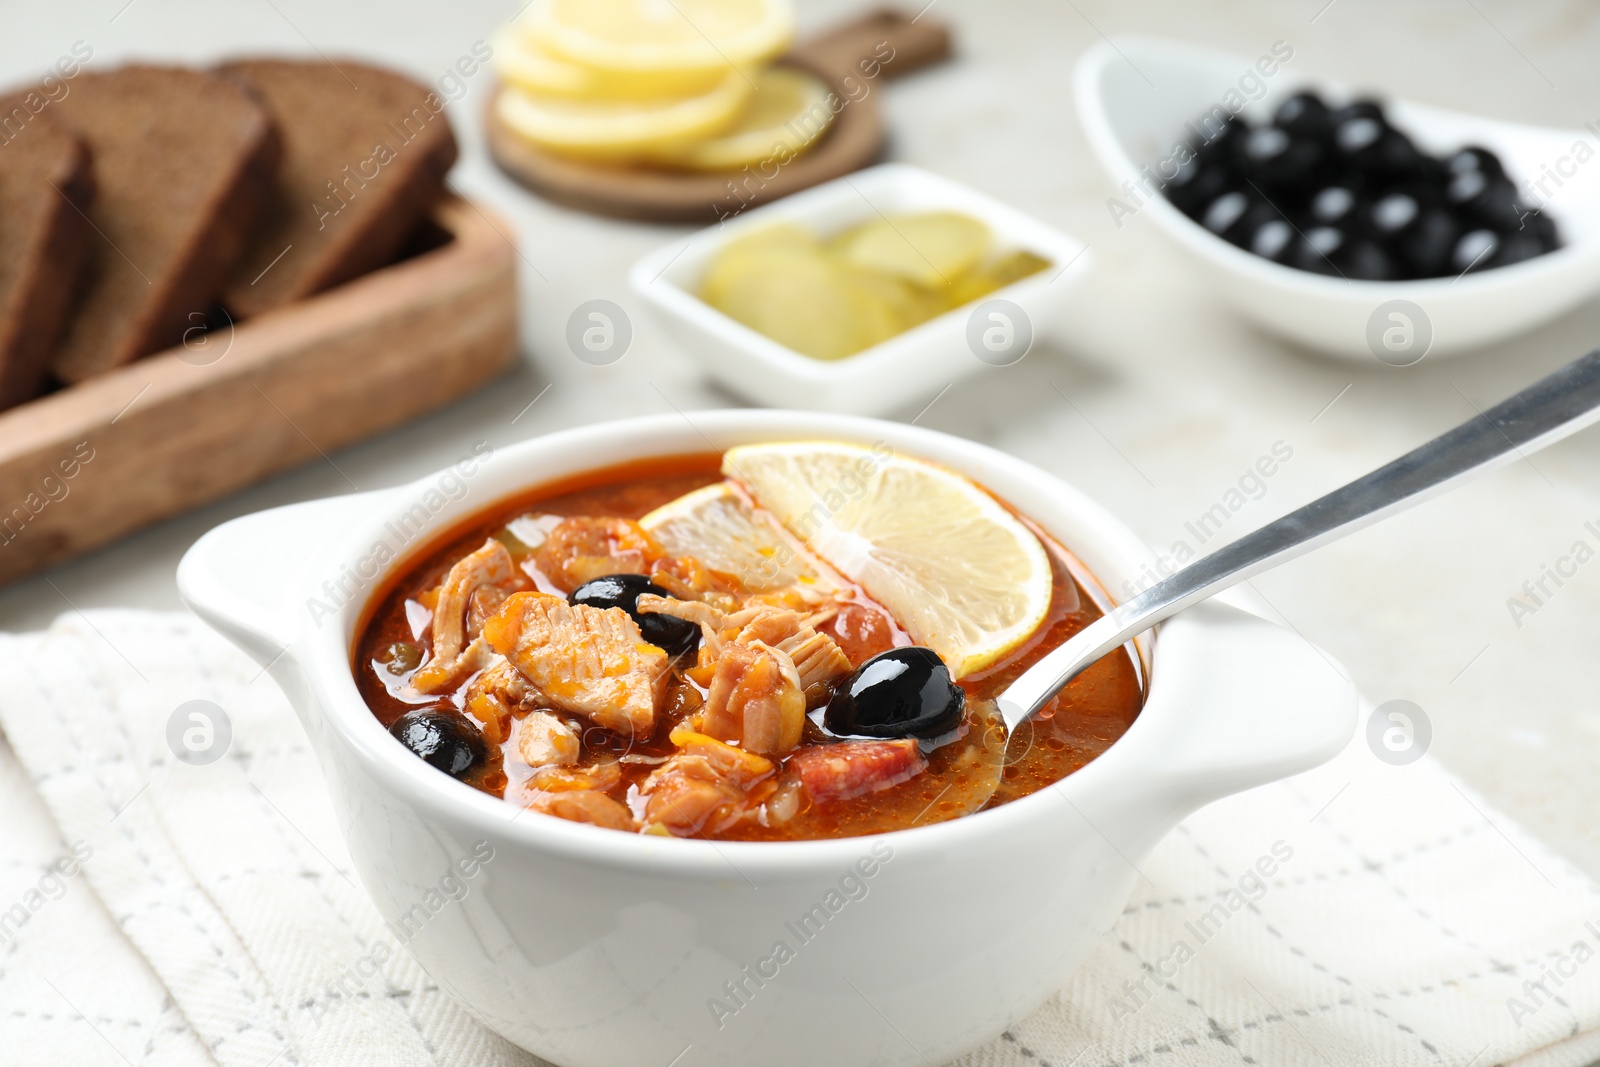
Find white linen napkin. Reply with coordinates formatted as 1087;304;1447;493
0;610;1596;1067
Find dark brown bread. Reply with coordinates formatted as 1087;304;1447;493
0;98;93;408
48;66;279;384
219;59;458;318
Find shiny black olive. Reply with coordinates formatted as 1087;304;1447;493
1249;217;1296;262
1272;92;1332;143
1450;173;1525;230
1493;231;1545;268
1340;239;1397;281
1201;190;1254;243
390;708;485;778
1372;129;1428;179
1332;116;1386;171
1520;210;1561;251
1164;155;1230;217
1452;229;1500;274
1309;185;1360;228
1236;126;1324;190
1397;208;1458;277
1191;116;1246;169
569;573;699;657
1445;167;1488;207
1289;226;1345;274
1369;192;1420;241
822;647;964;741
1446;145;1504;181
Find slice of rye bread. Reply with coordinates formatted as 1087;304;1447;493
0;99;94;409
48;66;279;384
218;59;459;319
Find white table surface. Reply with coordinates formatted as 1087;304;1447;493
4;0;1600;884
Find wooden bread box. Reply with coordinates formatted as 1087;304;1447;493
0;195;518;585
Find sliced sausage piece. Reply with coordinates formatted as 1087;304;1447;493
790;739;927;806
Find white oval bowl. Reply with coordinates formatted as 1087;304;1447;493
1075;36;1600;361
178;412;1355;1067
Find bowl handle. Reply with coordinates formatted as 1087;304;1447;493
177;490;394;667
1069;600;1359;858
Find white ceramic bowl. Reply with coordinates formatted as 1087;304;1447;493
178;412;1354;1067
1075;37;1600;361
630;164;1091;414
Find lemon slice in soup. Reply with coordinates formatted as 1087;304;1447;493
640;482;841;595
723;442;1052;677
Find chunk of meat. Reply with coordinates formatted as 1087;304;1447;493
701;641;805;756
463;658;538;744
527;759;622;793
638;596;851;692
731;610;852;692
537;517;662;594
526;789;636;832
790;740;927;806
516;711;579;769
413;540;524;694
636;593;727;636
649;555;740;612
483;591;668;737
639;728;777;837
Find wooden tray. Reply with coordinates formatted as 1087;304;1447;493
487;8;952;223
0;195;517;586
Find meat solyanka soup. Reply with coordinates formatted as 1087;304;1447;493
355;442;1143;841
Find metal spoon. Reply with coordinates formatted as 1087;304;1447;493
1000;348;1600;735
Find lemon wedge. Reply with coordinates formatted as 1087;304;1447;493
653;66;833;171
836;212;992;289
495;73;752;160
640;481;841;594
723;442;1053;677
525;0;795;87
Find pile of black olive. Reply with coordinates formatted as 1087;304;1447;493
1164;92;1559;280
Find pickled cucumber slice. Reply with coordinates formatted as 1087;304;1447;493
836;212;991;288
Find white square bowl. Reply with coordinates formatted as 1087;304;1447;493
629;163;1091;414
1074;37;1600;362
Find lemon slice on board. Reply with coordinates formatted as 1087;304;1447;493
640;482;841;594
525;0;795;86
491;27;600;98
652;66;833;171
495;73;752;160
722;442;1053;677
835;212;992;289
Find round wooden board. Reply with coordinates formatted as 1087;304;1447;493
486;10;951;224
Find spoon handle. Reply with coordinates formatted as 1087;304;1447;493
1001;348;1600;730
